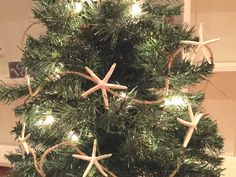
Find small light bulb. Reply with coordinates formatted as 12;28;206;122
131;3;142;16
164;96;187;107
44;115;55;125
120;92;127;98
53;67;62;80
73;2;83;13
36;115;55;126
68;131;79;142
36;120;43;126
51;63;64;81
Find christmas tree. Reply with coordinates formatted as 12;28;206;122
0;0;224;176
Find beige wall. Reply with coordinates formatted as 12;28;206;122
0;0;31;145
0;0;44;145
0;102;20;145
193;73;236;156
205;72;236;154
0;0;43;76
189;0;236;156
191;0;236;63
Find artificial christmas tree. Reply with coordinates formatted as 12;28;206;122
0;0;224;177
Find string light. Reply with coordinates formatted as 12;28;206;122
164;96;187;107
36;115;55;126
131;3;142;16
68;131;79;142
51;66;63;80
73;2;83;13
120;92;128;98
48;63;64;81
71;0;95;13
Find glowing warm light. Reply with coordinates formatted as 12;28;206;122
52;68;61;80
44;115;55;124
68;131;79;142
73;2;83;13
120;92;127;98
131;3;142;16
164;96;187;107
36;115;55;126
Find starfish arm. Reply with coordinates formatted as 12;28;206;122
92;139;97;157
103;63;116;83
72;154;92;161
95;154;112;161
94;161;108;177
22;142;30;154
195;113;203;125
188;103;195;122
199;22;204;42
82;161;94;177
181;40;199;45
85;67;101;83
24;134;31;141
201;46;212;64
177;118;193;127
204;38;221;45
101;88;109;108
21;146;26;157
190;46;200;64
21;122;26;138
81;85;101;97
183;127;195;148
106;83;128;90
18;137;23;142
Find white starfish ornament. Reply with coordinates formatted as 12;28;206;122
177;103;203;148
181;22;220;64
72;139;112;177
81;63;128;108
18;122;31;154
